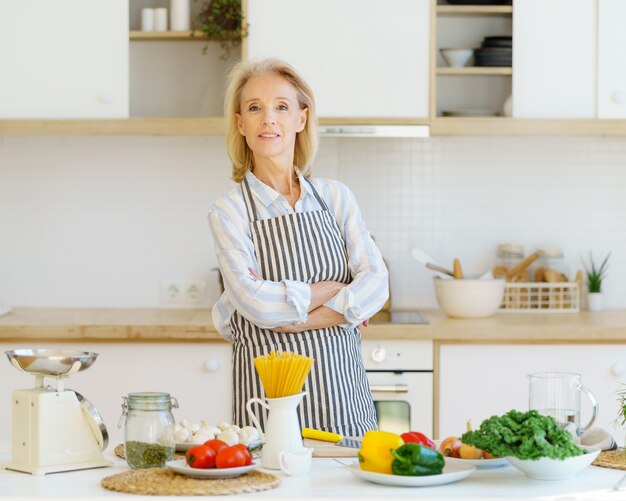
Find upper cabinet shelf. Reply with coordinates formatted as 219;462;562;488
436;67;512;75
129;31;242;41
437;5;512;15
130;30;205;41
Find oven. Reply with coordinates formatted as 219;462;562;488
361;339;433;437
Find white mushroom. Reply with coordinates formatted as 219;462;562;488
217;430;239;446
174;428;190;442
191;433;209;444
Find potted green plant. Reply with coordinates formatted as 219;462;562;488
193;0;247;60
582;251;610;311
618;383;626;427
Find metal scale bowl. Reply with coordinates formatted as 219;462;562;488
3;349;111;475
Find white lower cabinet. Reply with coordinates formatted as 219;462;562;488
0;342;232;444
438;344;626;443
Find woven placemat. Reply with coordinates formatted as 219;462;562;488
114;443;186;461
593;448;626;470
101;468;280;496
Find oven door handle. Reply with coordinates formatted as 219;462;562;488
369;384;409;393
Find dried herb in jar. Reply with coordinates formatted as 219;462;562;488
125;440;174;469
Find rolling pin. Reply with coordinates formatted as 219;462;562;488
506;251;540;280
453;258;463;279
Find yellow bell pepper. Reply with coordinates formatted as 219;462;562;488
358;430;405;474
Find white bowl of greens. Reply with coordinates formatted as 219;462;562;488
505;447;600;480
461;409;599;481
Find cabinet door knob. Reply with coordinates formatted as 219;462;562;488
612;90;626;104
204;359;220;373
611;362;625;376
98;92;114;104
371;347;386;363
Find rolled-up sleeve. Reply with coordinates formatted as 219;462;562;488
321;182;389;329
208;202;311;334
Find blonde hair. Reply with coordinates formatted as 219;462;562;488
224;59;319;183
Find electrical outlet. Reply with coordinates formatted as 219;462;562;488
160;280;183;304
182;280;206;305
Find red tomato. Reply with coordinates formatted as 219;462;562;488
215;445;248;469
401;431;436;449
186;445;216;469
230;444;252;465
203;439;229;455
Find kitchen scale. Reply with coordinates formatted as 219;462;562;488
3;349;111;475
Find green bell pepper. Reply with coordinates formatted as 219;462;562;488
390;443;445;476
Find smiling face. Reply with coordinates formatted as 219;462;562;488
236;73;308;169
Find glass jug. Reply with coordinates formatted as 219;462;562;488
528;372;598;435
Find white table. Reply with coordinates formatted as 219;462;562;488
0;442;625;500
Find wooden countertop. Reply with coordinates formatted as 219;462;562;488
0;308;625;343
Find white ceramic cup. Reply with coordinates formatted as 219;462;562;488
278;447;313;476
154;8;168;32
141;8;155;31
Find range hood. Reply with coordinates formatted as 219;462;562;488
319;125;430;138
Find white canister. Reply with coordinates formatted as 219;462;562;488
170;0;190;31
154;8;168;32
141;8;155;32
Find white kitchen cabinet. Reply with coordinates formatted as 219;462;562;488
0;0;128;119
0;342;232;444
513;0;597;118
438;344;626;443
597;0;626;118
246;0;431;119
514;0;626;119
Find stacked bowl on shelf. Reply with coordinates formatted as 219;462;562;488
474;36;512;67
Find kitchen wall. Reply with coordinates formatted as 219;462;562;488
0;135;624;310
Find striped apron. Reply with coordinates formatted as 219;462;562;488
230;176;377;437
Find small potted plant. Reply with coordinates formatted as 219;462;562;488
582;251;610;311
193;0;247;60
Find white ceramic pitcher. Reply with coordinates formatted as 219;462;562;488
246;392;305;469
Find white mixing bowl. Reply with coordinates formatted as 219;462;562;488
433;278;505;318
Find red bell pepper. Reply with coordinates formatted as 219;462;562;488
401;431;436;449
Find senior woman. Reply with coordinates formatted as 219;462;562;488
208;59;388;437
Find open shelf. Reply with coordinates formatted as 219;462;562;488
129;30;242;41
437;67;512;75
437;5;513;16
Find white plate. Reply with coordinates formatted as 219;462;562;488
444;455;508;469
166;459;258;479
347;463;475;487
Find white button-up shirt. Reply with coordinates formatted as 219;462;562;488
208;170;389;340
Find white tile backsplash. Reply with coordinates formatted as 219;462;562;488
0;135;624;310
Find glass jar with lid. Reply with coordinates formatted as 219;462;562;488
536;246;569;281
119;392;178;469
495;243;524;278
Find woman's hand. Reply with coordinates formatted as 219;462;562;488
273;306;344;333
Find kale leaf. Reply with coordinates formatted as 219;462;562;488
460;410;586;460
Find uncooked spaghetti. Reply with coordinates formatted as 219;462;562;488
253;351;314;398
